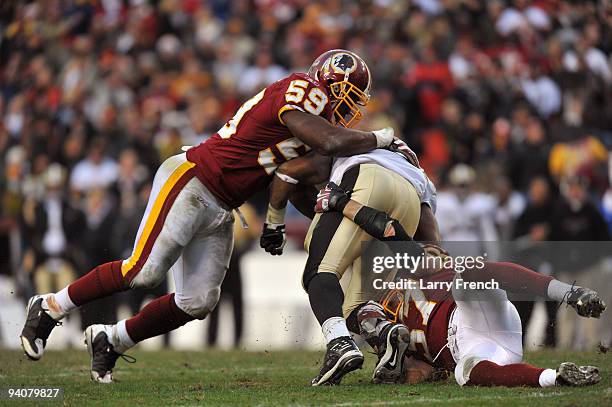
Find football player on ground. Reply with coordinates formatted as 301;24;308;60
19;49;399;383
317;189;606;387
259;138;436;385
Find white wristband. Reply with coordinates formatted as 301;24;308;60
372;127;395;148
276;172;299;185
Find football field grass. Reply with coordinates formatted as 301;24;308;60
1;349;610;406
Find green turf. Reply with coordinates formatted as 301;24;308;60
0;349;610;406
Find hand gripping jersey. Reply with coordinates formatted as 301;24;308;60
187;73;333;208
381;269;456;370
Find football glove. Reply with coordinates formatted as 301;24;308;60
260;223;286;256
314;182;351;213
567;287;606;318
372;127;395;148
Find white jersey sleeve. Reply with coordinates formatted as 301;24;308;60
330;149;437;211
422;177;438;213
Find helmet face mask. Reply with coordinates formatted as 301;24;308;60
308;49;371;128
330;80;369;127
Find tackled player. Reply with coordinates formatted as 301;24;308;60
319;187;606;388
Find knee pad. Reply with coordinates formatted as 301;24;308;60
175;287;221;320
130;263;167;290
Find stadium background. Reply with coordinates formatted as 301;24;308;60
0;0;611;352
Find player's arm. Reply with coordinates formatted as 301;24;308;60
413;204;441;244
314;182;426;258
288;186;318;220
316;183;453;277
282;110;394;156
314;182;416;241
260;153;332;255
269;152;332;211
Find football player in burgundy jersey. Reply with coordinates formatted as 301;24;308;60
19;49;400;383
317;188;605;387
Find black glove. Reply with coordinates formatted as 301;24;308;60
260;223;286;255
314;182;351;213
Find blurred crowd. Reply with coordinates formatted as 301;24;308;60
1;0;611;347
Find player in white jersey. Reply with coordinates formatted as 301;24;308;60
259;140;437;386
329;149;437;210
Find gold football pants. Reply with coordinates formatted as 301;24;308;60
303;163;421;317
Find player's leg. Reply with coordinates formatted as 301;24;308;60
20;154;195;360
352;298;411;384
172;216;234;323
83;165;233;383
451;291;601;387
461;261;606;318
342;169;420;384
456;337;547;387
450;292;527;386
456;333;601;387
305;164;420;385
304;165;376;386
466;359;601;387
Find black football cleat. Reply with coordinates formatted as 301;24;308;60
556;362;601;386
20;295;61;360
85;325;134;383
311;336;364;386
372;323;411;384
567;288;606;318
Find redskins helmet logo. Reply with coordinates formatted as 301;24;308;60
330;53;357;74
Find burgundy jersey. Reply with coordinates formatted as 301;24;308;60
186;73;333;208
383;270;457;370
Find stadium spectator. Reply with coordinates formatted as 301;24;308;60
69;138;119;193
436;164;498;258
21;163;86;296
551;175;610;243
78;187;119;329
492;176;525;241
512;176;558;347
551;175;610;350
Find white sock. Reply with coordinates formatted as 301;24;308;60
111;320;135;354
321;317;351;344
41;288;76;320
538;368;557;387
547;280;579;302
